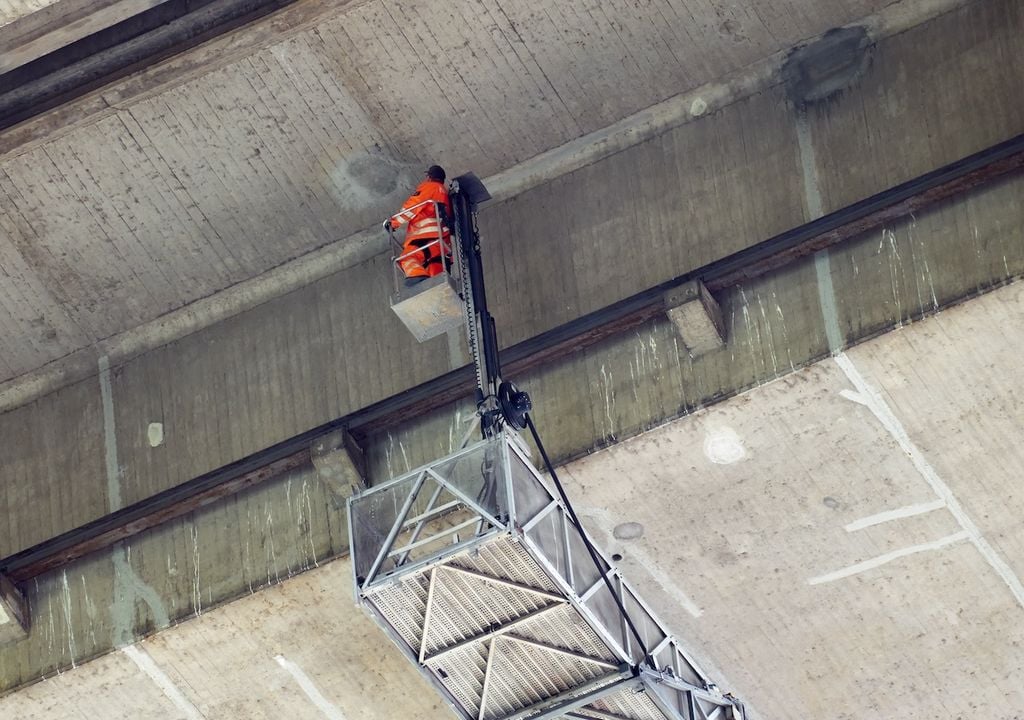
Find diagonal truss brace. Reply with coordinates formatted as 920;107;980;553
639;668;742;720
496;671;638;720
423;602;565;663
365;467;507;587
415;561;577;667
477;634;621;720
440;564;564;603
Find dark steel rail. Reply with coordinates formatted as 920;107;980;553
3;132;1022;582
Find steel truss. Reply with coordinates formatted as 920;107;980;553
349;432;744;720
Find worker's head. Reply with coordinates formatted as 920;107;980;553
425;165;446;182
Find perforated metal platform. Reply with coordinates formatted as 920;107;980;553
349;432;744;720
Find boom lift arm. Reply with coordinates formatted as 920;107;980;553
358;172;747;720
448;172;532;438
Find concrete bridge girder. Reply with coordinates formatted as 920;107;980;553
0;0;1023;714
1;282;1022;718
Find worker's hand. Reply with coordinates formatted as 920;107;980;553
382;219;392;232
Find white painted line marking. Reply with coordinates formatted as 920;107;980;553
275;655;347;720
839;389;868;406
835;353;1024;608
809;531;970;585
123;644;204;719
844;499;947;532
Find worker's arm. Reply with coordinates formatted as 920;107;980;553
387;185;430;230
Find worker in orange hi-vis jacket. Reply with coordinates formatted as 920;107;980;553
385;165;453;286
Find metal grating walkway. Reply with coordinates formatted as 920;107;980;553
349;432;744;720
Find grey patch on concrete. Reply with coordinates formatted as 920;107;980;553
822;496;841;510
719;18;748;43
329;147;420;209
794;107;824;220
713;549;738;566
101;355;169;645
815;250;844;353
782;26;873;105
612;522;645;540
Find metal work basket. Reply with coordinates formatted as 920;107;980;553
388;200;465;343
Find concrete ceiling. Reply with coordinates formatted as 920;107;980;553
0;0;895;389
5;1;1022;719
2;281;1021;719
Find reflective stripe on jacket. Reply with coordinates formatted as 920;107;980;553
390;179;452;243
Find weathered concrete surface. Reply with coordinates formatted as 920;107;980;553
2;281;1022;718
0;0;63;28
378;167;1024;477
4;156;1018;695
1;375;107;553
5;0;1023;557
0;461;344;693
558;282;1024;720
0;0;975;402
0;0;169;73
2;140;1023;696
0;573;29;644
0;558;450;719
2;0;1024;703
1;145;1021;698
809;0;1024;213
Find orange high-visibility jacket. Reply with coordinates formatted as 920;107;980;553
389;179;452;245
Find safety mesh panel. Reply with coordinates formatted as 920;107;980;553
369;573;430;650
586;686;671;720
481;636;615;720
422;566;556;656
451;537;561;593
508;604;616;662
424;643;488;716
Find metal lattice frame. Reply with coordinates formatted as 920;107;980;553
348;432;744;720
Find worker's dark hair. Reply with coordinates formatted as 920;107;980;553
426;165;446;182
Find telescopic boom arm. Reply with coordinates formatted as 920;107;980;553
448;173;531;438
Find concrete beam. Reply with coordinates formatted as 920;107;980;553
6;136;1021;583
1;170;1022;695
0;0;302;131
3;0;1024;573
664;281;726;357
0;0;975;413
310;428;366;501
1;448;311;583
0;0;375;158
0;574;28;646
2;0;1024;694
0;0;172;74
